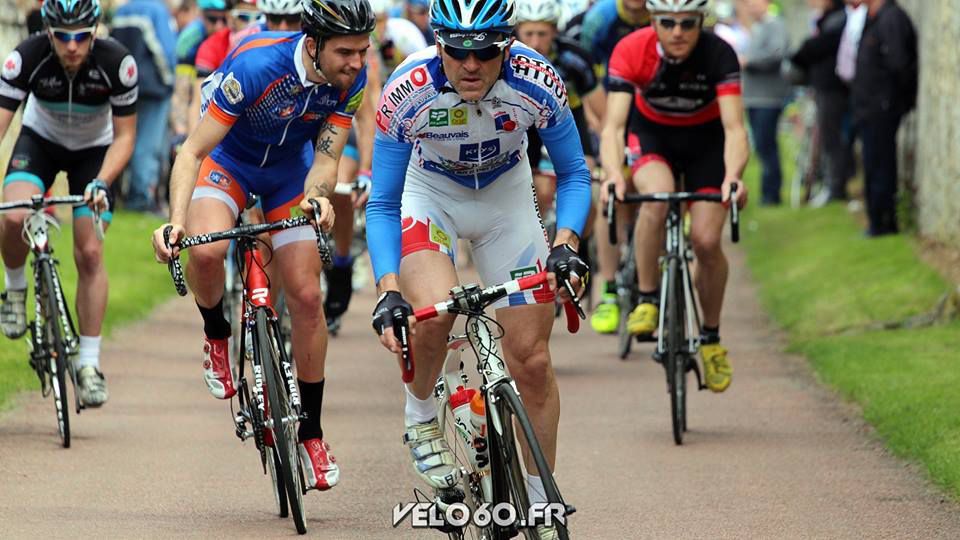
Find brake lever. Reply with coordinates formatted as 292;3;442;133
560;275;586;320
307;198;333;267
394;310;414;383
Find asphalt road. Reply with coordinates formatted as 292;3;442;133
2;246;958;539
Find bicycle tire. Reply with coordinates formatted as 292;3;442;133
665;257;686;446
267;445;290;518
488;384;571;540
41;261;70;448
256;308;306;534
440;402;494;540
617;241;637;360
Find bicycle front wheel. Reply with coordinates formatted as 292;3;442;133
487;384;571;540
665;257;686;445
256;308;306;534
40;260;70;448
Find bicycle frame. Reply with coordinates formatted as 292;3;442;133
654;202;702;359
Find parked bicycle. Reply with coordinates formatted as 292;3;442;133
0;194;104;448
607;184;740;445
397;273;582;539
163;203;332;534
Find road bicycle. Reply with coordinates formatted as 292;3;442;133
607;184;740;445
163;205;332;534
0;194;104;448
398;273;583;539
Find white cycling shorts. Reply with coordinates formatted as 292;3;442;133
400;159;555;309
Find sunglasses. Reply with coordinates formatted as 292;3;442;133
231;10;261;23
442;44;504;62
204;13;227;24
266;14;301;26
654;15;701;31
49;26;95;43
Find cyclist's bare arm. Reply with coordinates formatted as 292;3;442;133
188;78;203;135
584;85;606;132
300;120;350;231
0;106;15;141
718;94;750;206
94;114;137;187
600;90;632;200
351;68;380;207
153;112;232;261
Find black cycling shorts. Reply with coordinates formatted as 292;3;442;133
628;114;726;193
4;126;112;203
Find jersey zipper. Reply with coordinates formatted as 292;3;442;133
260;86;318;168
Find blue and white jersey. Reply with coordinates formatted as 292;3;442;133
374;43;572;189
367;43;592;282
199;32;366;168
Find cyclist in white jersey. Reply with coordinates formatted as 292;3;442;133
365;1;591;536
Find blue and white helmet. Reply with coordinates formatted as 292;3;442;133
41;0;101;27
431;0;517;48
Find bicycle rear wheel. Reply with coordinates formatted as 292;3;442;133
256;309;306;534
665;258;686;446
616;237;637;360
488;384;571;540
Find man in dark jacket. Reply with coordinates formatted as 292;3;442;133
111;0;178;213
792;0;852;203
851;0;917;236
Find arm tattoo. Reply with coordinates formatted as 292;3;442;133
319;122;338;136
307;182;332;199
316;136;337;159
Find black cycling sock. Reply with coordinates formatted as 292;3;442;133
297;378;324;441
701;325;721;344
638;289;660;305
604;280;616;295
198;300;230;340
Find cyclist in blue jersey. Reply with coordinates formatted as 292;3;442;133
366;1;590;536
152;0;375;492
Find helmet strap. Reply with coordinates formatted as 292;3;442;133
309;35;331;84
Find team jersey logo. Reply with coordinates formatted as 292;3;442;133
221;72;244;105
429;109;449;127
119;55;138;87
459;139;500;162
345;88;364;114
494;111;516;133
451;107;468;125
207;170;231;188
2;51;21;80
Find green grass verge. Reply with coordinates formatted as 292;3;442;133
742;141;960;497
0;211;174;410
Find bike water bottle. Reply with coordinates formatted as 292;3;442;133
470;392;493;500
450;386;479;452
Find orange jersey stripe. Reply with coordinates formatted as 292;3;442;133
327;113;353;129
208;102;238;126
230;36;296;60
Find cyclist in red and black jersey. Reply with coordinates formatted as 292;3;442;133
601;0;749;393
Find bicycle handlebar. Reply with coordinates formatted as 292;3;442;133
394;273;582;382
333;177;371;197
163;207;333;297
0;194;105;239
605;183;740;244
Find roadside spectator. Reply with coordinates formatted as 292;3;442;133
714;0;751;56
172;0;199;30
836;0;867;84
791;0;853;203
111;0;178;213
741;0;790;206
405;0;434;45
851;0;917;237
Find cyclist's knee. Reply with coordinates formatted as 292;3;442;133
73;243;103;274
412;313;456;345
286;280;323;319
188;243;228;274
690;230;723;261
505;336;551;383
1;211;27;235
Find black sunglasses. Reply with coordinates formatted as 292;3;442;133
443;44;503;62
266;14;301;25
204;13;227;24
654;15;701;31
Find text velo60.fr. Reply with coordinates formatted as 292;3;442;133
392;501;567;529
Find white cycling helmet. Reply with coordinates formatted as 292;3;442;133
516;0;561;24
368;0;393;15
645;0;710;13
260;0;301;15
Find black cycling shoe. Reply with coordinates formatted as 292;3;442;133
323;264;354;321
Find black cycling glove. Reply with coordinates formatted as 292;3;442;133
546;244;589;285
372;291;413;336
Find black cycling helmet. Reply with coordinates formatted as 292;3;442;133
41;0;102;28
301;0;376;38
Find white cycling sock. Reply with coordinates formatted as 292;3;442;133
525;473;547;505
404;384;436;426
4;264;27;291
76;335;101;369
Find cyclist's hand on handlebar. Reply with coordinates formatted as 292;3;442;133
372;290;414;354
353;171;372;209
83;179;110;214
152;223;184;263
300;196;335;232
545;244;589;303
600;175;628;206
722;177;748;209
